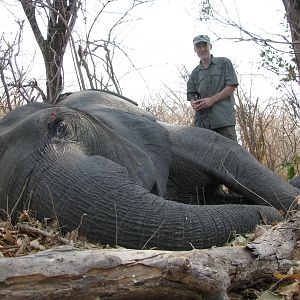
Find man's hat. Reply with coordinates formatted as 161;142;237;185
193;35;210;45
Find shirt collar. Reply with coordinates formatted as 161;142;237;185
199;55;215;68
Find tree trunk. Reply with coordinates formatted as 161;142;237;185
20;0;80;103
0;212;299;300
282;0;300;82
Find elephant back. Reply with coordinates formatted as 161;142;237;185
60;90;155;121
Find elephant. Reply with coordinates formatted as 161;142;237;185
290;175;300;189
0;90;299;251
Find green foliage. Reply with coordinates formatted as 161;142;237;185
278;156;300;180
199;0;213;21
260;47;297;83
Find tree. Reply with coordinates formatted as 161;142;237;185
20;0;80;103
75;0;153;94
282;0;300;80
0;20;46;114
13;0;153;103
198;0;298;82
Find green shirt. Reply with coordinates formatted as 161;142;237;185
187;55;238;129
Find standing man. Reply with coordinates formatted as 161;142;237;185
187;34;239;141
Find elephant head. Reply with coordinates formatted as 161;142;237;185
0;90;298;250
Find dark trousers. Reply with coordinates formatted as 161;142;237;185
212;126;237;142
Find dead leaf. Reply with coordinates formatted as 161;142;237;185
44;217;59;229
3;229;17;245
274;271;300;281
30;239;45;251
65;229;79;242
228;292;243;299
278;281;300;300
254;225;271;239
0;221;8;228
231;235;248;246
15;244;26;257
18;210;30;223
17;234;31;246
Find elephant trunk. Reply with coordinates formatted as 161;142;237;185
164;124;299;212
28;154;281;250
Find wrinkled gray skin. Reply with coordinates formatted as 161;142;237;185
290;175;300;189
0;90;299;250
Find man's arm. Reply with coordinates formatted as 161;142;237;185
187;70;200;101
191;85;237;111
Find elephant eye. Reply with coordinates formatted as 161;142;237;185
56;121;67;136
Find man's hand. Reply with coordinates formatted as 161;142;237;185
190;85;237;112
191;97;215;111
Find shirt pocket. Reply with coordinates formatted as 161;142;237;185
197;72;206;83
210;66;224;92
197;73;207;95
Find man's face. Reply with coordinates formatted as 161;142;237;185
194;42;212;61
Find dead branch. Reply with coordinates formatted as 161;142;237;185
17;223;72;246
0;212;299;300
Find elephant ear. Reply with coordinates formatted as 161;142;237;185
62;91;172;196
0;103;51;159
89;108;172;196
101;109;171;196
0;102;52;127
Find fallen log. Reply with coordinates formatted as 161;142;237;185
0;212;299;300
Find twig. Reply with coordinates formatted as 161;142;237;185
45;183;61;234
11;178;29;217
114;202;118;247
220;160;274;207
17;223;71;245
141;220;165;250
